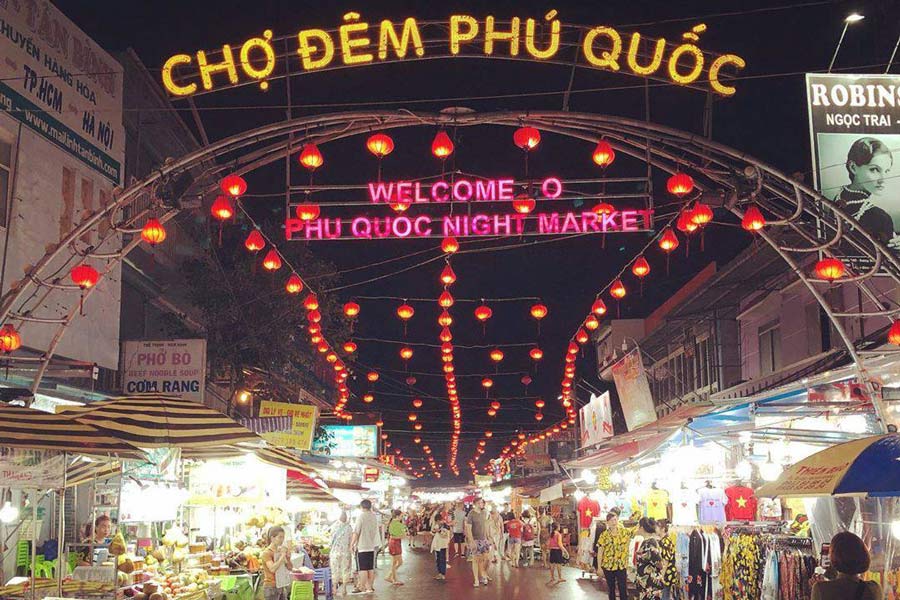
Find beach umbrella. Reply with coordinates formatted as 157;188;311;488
756;434;900;498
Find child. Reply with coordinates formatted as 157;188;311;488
430;513;451;581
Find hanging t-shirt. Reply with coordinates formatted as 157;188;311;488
670;488;700;526
697;486;728;524
644;488;670;520
724;485;757;521
577;496;601;529
757;497;783;521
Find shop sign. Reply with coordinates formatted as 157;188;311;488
0;448;66;489
0;1;123;182
161;13;745;98
579;391;614;448
611;348;657;431
259;400;319;451
805;73;900;253
314;425;378;457
474;474;493;487
363;466;380;483
121;339;207;403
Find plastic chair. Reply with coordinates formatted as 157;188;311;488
15;541;29;575
312;568;332;600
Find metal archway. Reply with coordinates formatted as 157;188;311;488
5;110;899;428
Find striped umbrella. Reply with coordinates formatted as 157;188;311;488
0;405;145;459
64;457;122;488
58;396;259;448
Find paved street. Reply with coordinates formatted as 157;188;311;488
359;543;608;599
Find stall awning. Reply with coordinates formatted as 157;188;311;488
57;395;260;448
64;457;122;488
0;405;145;459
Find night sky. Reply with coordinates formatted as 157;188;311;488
54;0;899;481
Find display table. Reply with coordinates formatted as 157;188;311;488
220;574;255;600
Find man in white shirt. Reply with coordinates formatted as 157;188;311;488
451;502;467;560
350;499;381;594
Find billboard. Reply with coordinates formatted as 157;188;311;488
611;349;657;431
579;391;614;448
806;74;900;251
121;340;207;403
258;400;318;451
314;425;378;457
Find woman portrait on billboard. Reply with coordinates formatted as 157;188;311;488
835;136;897;250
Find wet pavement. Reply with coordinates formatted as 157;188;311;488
347;543;609;600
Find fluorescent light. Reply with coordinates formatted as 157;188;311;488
844;13;864;23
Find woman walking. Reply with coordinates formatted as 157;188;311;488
521;511;537;567
385;510;407;585
430;512;451;581
538;508;553;568
635;518;666;600
328;512;353;597
546;523;567;585
486;508;504;565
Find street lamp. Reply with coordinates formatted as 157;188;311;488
828;13;865;73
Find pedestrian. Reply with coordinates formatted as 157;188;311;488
546;523;567;585
521;510;537;567
657;520;679;600
328;511;353;597
505;511;523;567
811;532;881;600
635;518;665;600
350;499;381;594
385;509;407;585
465;498;492;588
486;507;504;565
538;507;553;568
261;526;293;600
596;512;635;600
430;512;451;581
406;510;419;549
451;501;467;560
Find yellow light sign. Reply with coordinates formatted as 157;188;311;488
161;11;746;98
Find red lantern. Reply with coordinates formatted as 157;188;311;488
304;293;319;311
530;303;548;320
742;205;766;232
441;341;454;355
489;349;504;363
610;279;626;299
438;310;453;327
667;172;694;197
285;273;304;294
482;378;494;389
0;324;21;353
367;133;394;157
440;264;457;286
431;130;454;159
326;351;338;364
400;346;414;360
71;264;99;289
658;227;679;252
363;394;374;403
889;320;900;345
308;310;322;324
485;431;493;438
343;341;357;354
512;193;536;214
584;315;600;330
535;399;545;409
406;375;417;385
397;303;415;321
262;249;282;271
245;230;265;252
211;195;234;221
632;256;651;278
474;304;493;323
591;298;608;316
376;420;384;427
441;236;459;254
535;412;544;421
567;341;579;355
414;436;422;444
408;413;418;422
677;210;699;234
513;126;541;150
412;398;423;408
367;371;379;382
575;328;589;344
521;375;533;386
592;202;615;216
298;143;324;171
389;200;411;213
141;218;166;246
296;203;321;221
815;257;846;281
220;174;247;197
530;347;544;361
592;140;616;168
343;301;360;317
438;291;454;309
690;201;713;227
439;327;453;342
490;401;501;411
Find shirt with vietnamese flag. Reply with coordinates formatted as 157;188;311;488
577;496;601;528
724;485;757;521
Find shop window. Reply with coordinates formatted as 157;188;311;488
0;136;13;228
758;320;782;376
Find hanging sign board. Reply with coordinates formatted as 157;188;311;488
611;349;657;432
0;448;66;489
121;339;207;403
160;14;745;98
259;401;318;451
805;73;900;252
579;392;614;448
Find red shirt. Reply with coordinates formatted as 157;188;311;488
724;486;757;521
507;519;523;539
577;497;601;528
